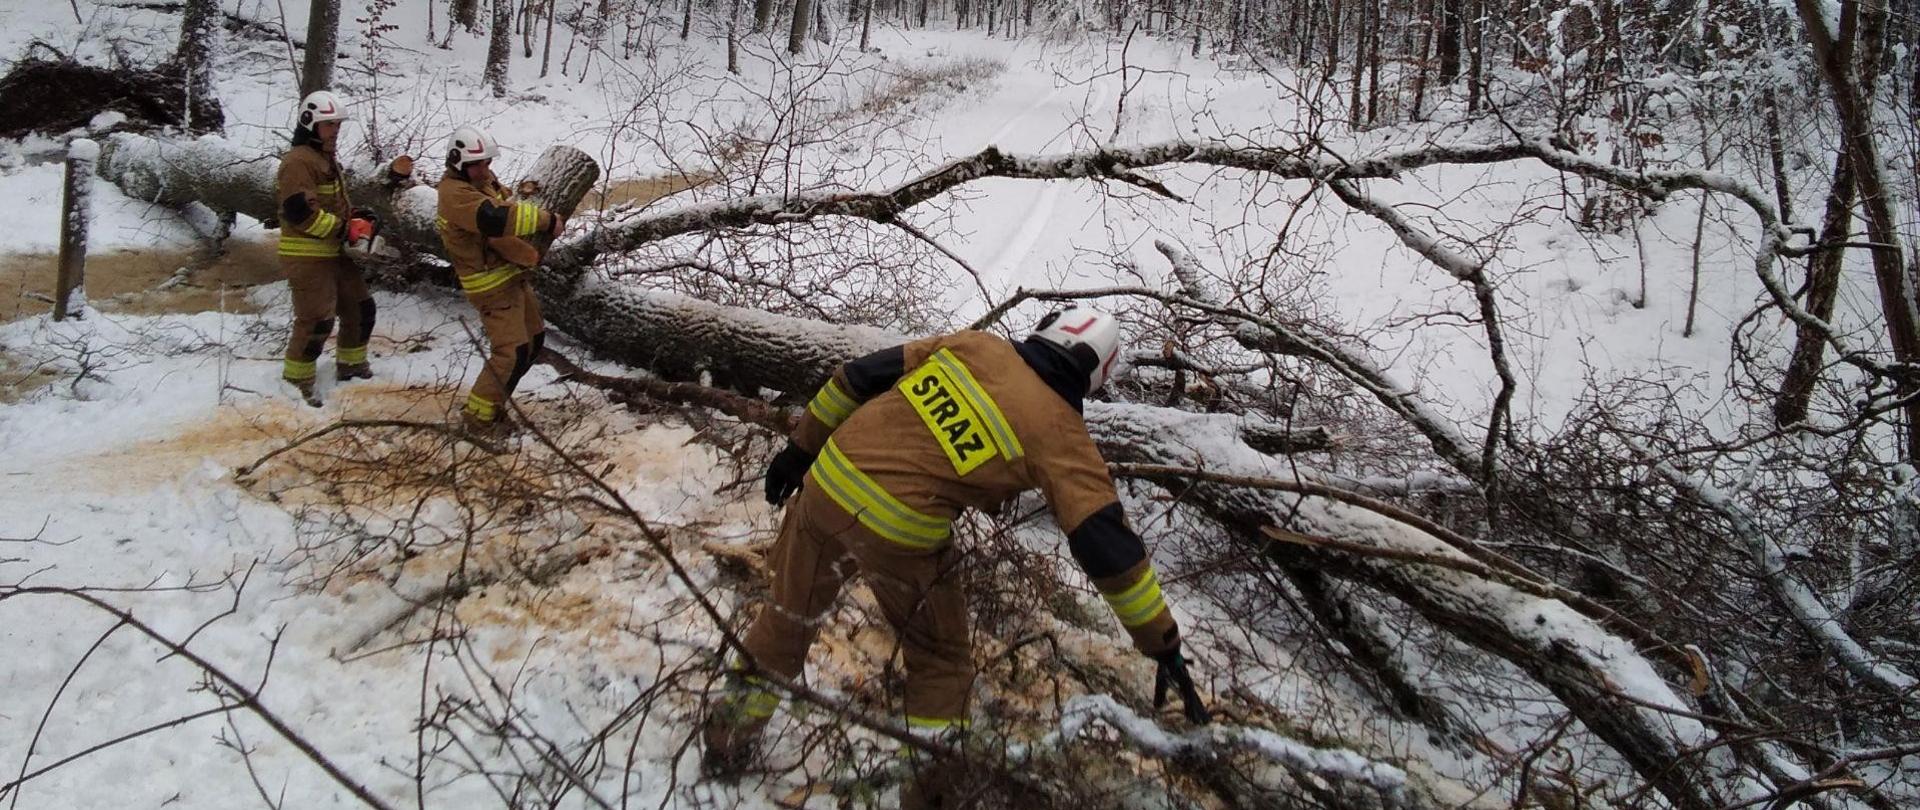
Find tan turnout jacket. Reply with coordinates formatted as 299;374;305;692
276;145;351;260
435;174;555;296
791;330;1177;653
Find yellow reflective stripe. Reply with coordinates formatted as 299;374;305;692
314;182;340;195
278;234;341;257
931;349;1023;459
739;693;779;718
905;715;968;731
283;358;316;380
464;393;497;420
806;379;858;428
1103;567;1168;627
305;211;342;239
337;344;367;364
735;677;781;719
511;203;541;237
459;265;520;294
811;441;950;549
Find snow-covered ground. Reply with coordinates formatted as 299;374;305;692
1;0;1904;805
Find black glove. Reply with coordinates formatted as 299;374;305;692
1151;646;1212;726
764;442;814;506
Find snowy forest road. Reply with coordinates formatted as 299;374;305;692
932;55;1118;317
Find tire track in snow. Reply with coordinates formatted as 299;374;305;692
981;78;1111;284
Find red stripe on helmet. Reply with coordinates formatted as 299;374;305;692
1059;316;1100;335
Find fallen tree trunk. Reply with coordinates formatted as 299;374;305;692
93;133;597;261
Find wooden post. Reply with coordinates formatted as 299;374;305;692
54;138;96;322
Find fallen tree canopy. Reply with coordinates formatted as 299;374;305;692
91;130;1908;809
0;57;223;139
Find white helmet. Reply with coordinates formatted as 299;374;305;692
446;125;500;168
1030;306;1124;392
296;90;349;129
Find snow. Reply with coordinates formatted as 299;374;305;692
1;0;1912;805
66;138;99;162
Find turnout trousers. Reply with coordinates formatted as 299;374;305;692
462;275;545;422
282;256;372;382
741;482;975;729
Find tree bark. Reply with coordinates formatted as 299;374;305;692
728;0;741;72
452;0;480;31
55;140;95;322
486;0;512;97
788;0;815;52
177;0;222;132
299;0;340;96
92;135;595;274
1776;155;1858;426
753;0;775;32
1410;0;1432;119
1437;0;1460;82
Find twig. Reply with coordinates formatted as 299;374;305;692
0;588;401;810
236;418;500;478
888;218;994;312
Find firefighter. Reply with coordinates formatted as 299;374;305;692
701;307;1209;791
277;90;380;406
435;125;567;435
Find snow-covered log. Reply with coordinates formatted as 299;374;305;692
92;133;596;261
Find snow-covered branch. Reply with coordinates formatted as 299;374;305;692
1618;431;1920;700
1041;695;1417;806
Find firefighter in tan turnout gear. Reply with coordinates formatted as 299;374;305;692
276;90;380;406
702;307;1210;786
434;125;566;434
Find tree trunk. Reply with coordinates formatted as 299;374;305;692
753;0;775;32
300;0;341;95
1437;0;1460;82
54;140;96;322
1465;0;1482;110
1409;0;1432;119
452;0;480;31
789;0;814;52
1325;0;1342;76
682;0;694;39
729;0;742;71
859;0;873;49
177;0;222;132
1365;0;1381;124
92;134;596;275
1776;155;1859;426
541;0;557;77
486;0;512;97
1348;0;1366;126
